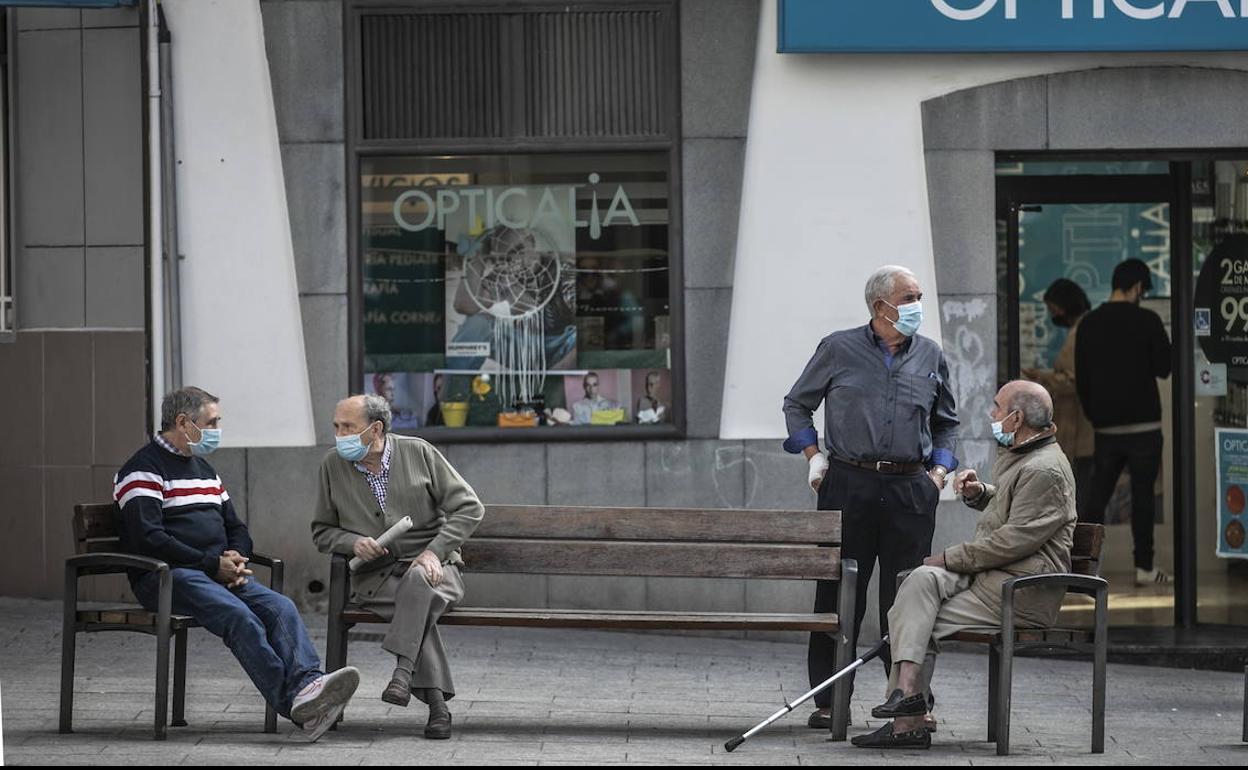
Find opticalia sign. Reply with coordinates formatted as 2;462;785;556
391;174;639;240
779;0;1248;53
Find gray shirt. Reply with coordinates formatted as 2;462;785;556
782;324;960;470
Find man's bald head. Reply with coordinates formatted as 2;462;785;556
1000;379;1053;430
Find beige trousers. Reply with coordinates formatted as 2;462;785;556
357;563;465;702
884;565;1000;696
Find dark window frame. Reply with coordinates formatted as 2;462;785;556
344;0;685;443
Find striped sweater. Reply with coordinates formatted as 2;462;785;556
113;438;251;580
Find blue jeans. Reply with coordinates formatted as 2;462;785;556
132;568;322;719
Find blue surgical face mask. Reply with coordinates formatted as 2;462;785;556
184;422;221;456
885;300;923;337
335;423;377;462
991;411;1019;447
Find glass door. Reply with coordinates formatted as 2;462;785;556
998;168;1179;628
1190;160;1248;626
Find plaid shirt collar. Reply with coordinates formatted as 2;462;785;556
353;436;392;475
154;432;186;457
354;436;392;511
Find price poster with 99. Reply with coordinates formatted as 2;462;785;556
1195;233;1248;376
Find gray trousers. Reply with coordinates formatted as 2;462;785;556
885;565;1000;696
357;563;465;702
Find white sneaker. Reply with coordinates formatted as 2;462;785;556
1135;567;1173;586
301;701;346;743
291;666;360;725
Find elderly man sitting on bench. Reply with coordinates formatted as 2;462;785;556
852;380;1077;750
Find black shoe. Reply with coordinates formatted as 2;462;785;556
381;669;412;707
871;688;927;719
806;709;852;729
850;722;931;749
424;702;452;739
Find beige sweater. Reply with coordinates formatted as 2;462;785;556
944;435;1077;628
311;435;484;598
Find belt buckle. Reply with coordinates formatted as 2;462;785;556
875;460;895;473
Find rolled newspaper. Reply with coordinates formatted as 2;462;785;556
348;515;414;571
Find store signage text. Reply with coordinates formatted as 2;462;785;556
779;0;1248;52
391;174;639;240
931;0;1248;21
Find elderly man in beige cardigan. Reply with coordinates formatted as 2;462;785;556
312;394;484;739
853;380;1077;750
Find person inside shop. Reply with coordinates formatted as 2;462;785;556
114;386;360;742
782;265;959;730
852;380;1076;750
1075;258;1173;586
1022;278;1095;517
312;394;485;739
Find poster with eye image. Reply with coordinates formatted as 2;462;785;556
1215;428;1248;559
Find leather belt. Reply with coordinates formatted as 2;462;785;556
833;457;925;475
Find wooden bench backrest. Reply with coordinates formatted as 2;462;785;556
73;503;124;556
462;505;843;580
1071;523;1105;577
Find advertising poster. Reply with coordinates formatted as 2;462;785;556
1216;428;1248;559
1195;233;1248;377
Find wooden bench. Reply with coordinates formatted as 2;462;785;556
326;505;859;739
60;503;285;740
904;522;1108;756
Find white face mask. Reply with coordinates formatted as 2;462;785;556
991;410;1019;447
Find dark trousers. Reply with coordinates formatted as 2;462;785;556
1084;430;1163;571
808;462;939;707
1072;455;1095;521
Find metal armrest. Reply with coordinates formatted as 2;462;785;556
66;553;169;575
248;553;284;593
1000;573;1109;646
248;552;279;569
1003;573;1107;599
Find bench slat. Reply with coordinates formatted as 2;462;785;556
74;503;123;545
342;606;840;632
479;506;841;544
461;538;841;579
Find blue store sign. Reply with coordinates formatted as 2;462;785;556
779;0;1248;53
0;1;136;6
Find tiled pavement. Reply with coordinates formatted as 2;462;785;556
1;598;1245;765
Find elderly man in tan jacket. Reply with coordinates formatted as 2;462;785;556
852;380;1076;750
312;394;484;740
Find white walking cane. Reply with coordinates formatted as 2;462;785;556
724;636;890;752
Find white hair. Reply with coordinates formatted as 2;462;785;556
864;265;917;315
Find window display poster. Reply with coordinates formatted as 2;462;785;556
630;368;672;424
365;372;439;431
362;227;445;373
1215;428;1248;559
563;370;630;426
442;188;578;374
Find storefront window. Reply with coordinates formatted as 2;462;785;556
358;152;673;433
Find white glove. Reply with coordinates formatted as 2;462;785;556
808;453;829;493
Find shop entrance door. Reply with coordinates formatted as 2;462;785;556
997;167;1183;629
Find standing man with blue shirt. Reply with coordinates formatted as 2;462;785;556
783;265;959;729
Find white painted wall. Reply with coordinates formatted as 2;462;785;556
163;0;315;447
720;0;1248;440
